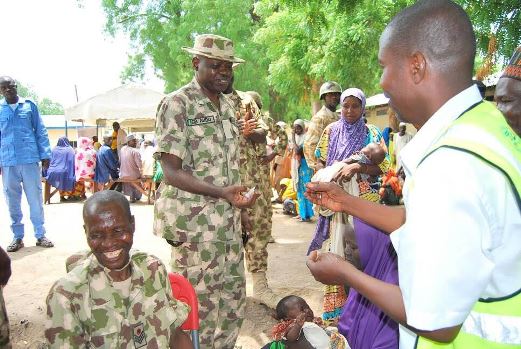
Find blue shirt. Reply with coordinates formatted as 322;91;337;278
0;97;51;166
94;145;119;183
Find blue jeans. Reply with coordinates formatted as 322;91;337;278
1;163;46;239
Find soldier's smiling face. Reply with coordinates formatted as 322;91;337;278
84;202;134;273
194;55;233;94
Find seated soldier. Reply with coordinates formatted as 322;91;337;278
44;190;193;348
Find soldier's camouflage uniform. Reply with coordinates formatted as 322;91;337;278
0;288;10;348
229;91;290;272
303;105;339;171
227;90;274;272
154;78;244;348
45;251;189;348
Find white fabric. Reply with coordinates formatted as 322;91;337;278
116;128;128;157
462;311;521;345
393;132;413;170
64;84;165;123
302;322;330;349
141;145;155;177
390;85;521;349
311;162;345;182
9;103;17;111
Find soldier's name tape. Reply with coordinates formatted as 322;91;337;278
186;116;216;126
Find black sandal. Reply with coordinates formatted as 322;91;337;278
6;239;24;252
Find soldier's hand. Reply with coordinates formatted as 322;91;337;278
0;247;11;286
242;119;258;138
222;185;259;209
241;210;253;232
260;152;276;165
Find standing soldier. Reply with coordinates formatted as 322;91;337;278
303;81;342;171
226;82;281;309
154;34;257;348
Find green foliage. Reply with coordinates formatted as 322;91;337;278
457;0;520;61
15;82;64;115
99;0;520;122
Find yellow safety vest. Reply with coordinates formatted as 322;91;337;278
416;101;521;348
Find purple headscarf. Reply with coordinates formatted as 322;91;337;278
326;88;368;166
308;88;368;254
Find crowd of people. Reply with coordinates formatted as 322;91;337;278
44;126;159;205
0;0;520;348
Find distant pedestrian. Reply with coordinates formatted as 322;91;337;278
46;137;84;202
93;136;119;191
119;134;142;203
495;46;521;136
0;76;54;252
393;122;413;171
75;136;96;197
304;81;342;172
111;122;127;161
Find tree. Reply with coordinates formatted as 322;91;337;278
16;82;64;115
98;0;519;121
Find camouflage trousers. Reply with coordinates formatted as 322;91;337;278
245;191;273;273
0;288;10;348
171;240;245;349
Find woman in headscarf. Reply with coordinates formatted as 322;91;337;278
290;119;314;222
308;88;398;349
45;137;85;202
75;136;97;197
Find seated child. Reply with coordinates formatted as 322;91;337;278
279;178;299;216
262;295;349;349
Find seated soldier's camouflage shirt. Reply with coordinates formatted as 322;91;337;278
45;251;189;348
154;78;241;242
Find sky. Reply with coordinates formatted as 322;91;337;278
0;0;164;108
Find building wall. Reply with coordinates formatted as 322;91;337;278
47;129;81;148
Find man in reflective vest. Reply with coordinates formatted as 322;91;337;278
304;1;521;348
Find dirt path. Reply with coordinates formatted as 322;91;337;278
1;193;323;349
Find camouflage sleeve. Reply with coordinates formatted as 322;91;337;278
160;264;190;329
273;124;288;155
303;114;324;169
45;282;88;348
155;95;188;159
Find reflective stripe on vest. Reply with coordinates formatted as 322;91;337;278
415;101;521;349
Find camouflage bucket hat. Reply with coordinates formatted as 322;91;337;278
182;34;245;64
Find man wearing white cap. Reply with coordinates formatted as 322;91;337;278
393;122;413;171
119;134;143;202
154;33;257;348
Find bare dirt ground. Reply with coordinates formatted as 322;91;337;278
0;191;323;349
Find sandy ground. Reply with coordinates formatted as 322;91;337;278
0;190;323;349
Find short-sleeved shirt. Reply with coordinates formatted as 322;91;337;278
154;78;242;242
390;85;521;348
45;251;189;348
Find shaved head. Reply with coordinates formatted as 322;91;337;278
83;190;131;222
382;0;475;77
